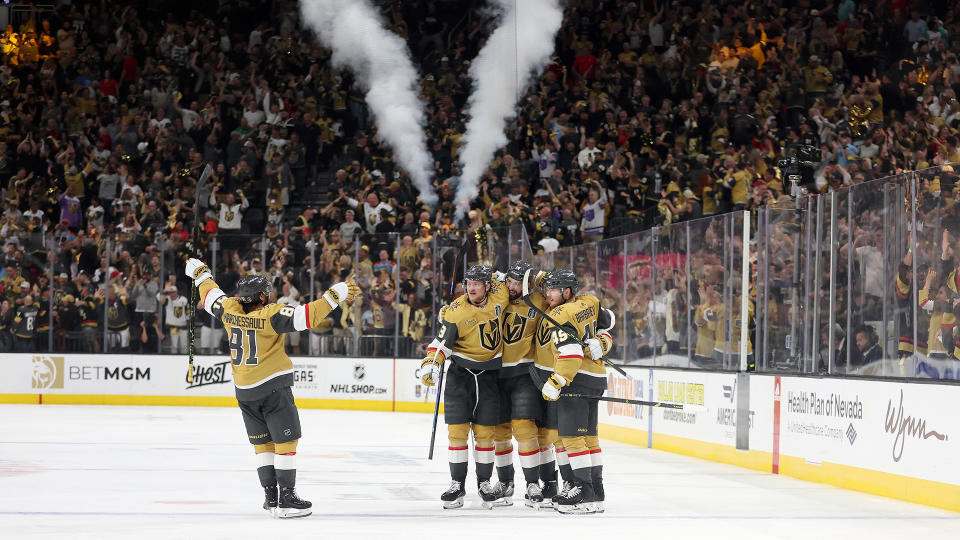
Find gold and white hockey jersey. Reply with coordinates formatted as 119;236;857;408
533;294;614;390
501;291;547;378
427;281;510;371
198;279;342;400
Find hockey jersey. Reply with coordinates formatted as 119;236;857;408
198;279;342;401
427;281;509;371
533;294;614;390
500;291;547;378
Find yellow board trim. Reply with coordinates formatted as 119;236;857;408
598;422;649;447
600;422;771;472
652;431;772;473
395;401;444;414
779;455;960;513
0;393;399;412
601;422;960;514
0;393;41;404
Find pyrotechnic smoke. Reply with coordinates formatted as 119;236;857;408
453;0;563;221
300;0;437;205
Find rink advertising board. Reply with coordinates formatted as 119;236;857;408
0;353;442;413
0;353;398;410
599;368;773;472
773;375;960;511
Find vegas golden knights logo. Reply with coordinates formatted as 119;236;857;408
226;210;235;222
108;305;118;319
174;306;183;318
536;322;552;347
503;313;527;344
479;320;501;351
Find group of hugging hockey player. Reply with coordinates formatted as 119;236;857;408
419;261;616;515
181;253;613;517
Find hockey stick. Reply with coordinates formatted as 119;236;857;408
527;365;682;409
520;269;630;378
426;348;445;461
187;164;213;383
427;233;471;460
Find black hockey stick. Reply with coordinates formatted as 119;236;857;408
528;365;682;409
520;269;630;378
187;164;213;383
427;233;471;460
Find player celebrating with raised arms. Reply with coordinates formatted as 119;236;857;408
535;269;615;514
420;264;510;509
184;258;359;518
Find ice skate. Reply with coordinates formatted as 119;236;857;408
540;480;559;509
524;482;544;509
492;480;514;507
556;482;597;515
262;485;278;516
549;480;574;510
276;487;312;518
441;480;465;509
478;480;502;509
593;476;605;513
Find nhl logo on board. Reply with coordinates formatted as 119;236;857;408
354;364;366;380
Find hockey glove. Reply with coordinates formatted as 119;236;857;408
184;258;212;286
420;350;445;387
541;374;567;401
324;282;358;308
345;281;361;303
585;338;604;359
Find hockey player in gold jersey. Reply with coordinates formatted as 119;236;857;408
535;268;615;514
185;258;360;518
492;260;553;508
420;264;510;509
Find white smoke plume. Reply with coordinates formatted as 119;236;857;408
454;0;563;221
299;0;437;205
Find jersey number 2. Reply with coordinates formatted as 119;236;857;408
229;327;259;366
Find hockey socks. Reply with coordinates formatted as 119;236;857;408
494;443;515;485
494;423;515;485
448;444;469;482
474;443;495;483
275;452;297;488
254;443;277;488
539;445;557;483
448;424;471;483
556;444;574;483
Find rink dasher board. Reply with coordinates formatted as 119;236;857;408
3;353;960;513
600;367;960;513
0;353;439;413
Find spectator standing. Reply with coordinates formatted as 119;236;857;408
159;285;188;354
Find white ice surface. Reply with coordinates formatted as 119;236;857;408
1;405;958;539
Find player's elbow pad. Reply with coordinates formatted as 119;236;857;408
557;341;583;360
202;289;226;316
597;307;615;332
427;339;452;362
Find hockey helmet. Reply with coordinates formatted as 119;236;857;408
463;264;493;284
236;274;272;303
543;268;579;293
506;260;532;282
